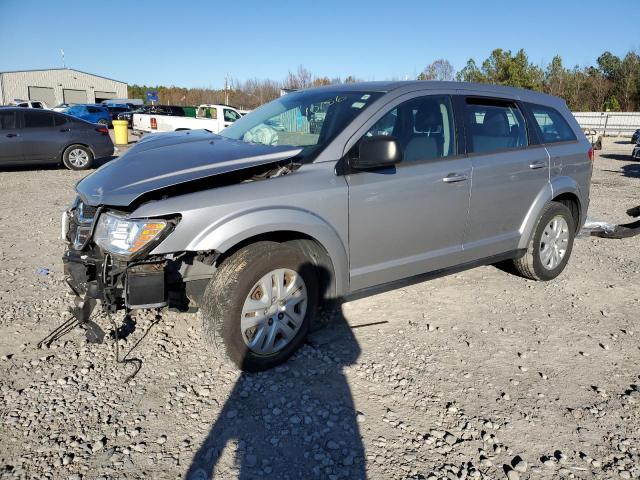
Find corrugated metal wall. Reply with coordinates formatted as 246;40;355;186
0;69;127;106
573;112;640;135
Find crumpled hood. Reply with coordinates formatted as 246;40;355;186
76;130;302;206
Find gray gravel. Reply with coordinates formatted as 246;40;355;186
1;137;639;479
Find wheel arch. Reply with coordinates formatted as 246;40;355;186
186;208;349;298
518;177;584;249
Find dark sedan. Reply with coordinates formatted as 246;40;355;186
0;108;114;170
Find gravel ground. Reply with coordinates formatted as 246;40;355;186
0;138;638;480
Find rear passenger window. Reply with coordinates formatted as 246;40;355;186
363;95;456;162
465;99;528;154
24;111;54;128
0;112;16;130
528;105;577;143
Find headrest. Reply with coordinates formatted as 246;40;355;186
482;110;510;136
414;101;443;131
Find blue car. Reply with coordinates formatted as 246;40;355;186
63;104;111;126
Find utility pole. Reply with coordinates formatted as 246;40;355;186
224;73;229;105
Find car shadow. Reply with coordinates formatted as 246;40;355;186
185;264;366;480
602;163;640;179
599;153;634;162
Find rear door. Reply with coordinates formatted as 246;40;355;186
19;110;61;163
461;96;549;261
346;92;472;291
0;110;23;165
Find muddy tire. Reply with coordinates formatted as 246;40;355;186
512;202;576;281
200;241;319;372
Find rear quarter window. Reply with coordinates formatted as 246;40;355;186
528;104;576;144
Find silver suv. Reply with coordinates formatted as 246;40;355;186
62;82;592;371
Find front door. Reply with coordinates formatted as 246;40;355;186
346;94;472;292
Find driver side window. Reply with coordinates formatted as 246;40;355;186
364;95;456;162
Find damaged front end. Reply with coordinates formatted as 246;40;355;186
59;131;305;342
62;199;219;316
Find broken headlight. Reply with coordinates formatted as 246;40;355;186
94;212;169;259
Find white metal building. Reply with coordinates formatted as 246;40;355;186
0;68;128;107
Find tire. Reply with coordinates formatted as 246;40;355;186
201;241;319;372
512;202;576;281
62;144;94;170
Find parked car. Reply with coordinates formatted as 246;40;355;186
632;143;640;160
631;128;640;144
132;103;241;134
62;82;592;371
115;104;182;128
0;107;113;170
116;105;153;127
52;103;75;112
11;99;50;109
63;104;112;126
583;129;602;150
105;104;133;122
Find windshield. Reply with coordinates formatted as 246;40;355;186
220;89;383;159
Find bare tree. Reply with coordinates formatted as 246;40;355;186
418;59;455;81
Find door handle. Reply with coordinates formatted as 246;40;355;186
529;161;546;169
6;133;19;138
60;128;70;132
442;173;469;183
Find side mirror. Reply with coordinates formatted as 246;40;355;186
351;135;403;170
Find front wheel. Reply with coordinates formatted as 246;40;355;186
200;241;319;372
512;202;576;281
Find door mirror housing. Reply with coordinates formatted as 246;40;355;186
350;135;403;170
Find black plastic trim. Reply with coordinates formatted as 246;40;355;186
344;249;526;302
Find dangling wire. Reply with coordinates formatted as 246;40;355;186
109;310;163;383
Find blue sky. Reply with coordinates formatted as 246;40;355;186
1;0;638;88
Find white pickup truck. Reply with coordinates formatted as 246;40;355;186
132;104;242;134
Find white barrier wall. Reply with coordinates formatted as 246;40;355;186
573;112;640;136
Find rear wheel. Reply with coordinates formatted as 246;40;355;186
62;144;93;170
512;202;576;281
200;241;319;372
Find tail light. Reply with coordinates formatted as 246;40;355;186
150;117;157;130
588;147;594;162
95;127;108;135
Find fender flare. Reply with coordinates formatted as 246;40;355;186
187;207;349;296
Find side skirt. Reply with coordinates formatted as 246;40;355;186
344;249;526;302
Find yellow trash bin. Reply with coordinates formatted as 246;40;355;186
112;120;129;145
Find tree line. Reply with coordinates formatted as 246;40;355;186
129;49;640;111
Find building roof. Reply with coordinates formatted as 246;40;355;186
0;68;127;85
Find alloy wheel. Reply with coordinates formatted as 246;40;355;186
240;268;307;354
539;215;570;270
